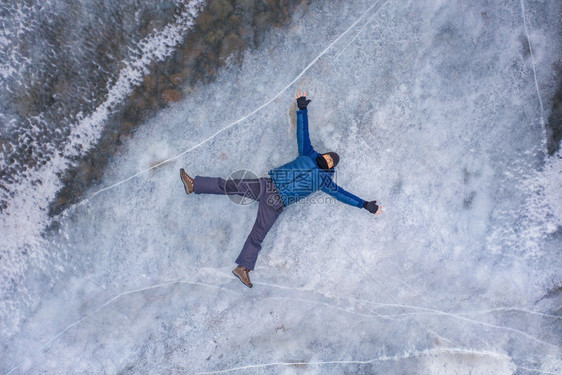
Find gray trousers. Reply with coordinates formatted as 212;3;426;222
193;176;284;270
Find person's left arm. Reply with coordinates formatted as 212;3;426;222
321;177;383;215
296;92;314;156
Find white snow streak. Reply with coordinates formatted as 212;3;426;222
0;0;206;278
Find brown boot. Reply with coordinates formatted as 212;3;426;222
180;168;194;194
232;266;253;288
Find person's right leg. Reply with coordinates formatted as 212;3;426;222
232;179;283;288
180;169;194;194
193;176;261;199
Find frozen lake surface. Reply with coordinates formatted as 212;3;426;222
1;0;561;373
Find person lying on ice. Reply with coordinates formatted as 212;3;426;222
180;92;383;288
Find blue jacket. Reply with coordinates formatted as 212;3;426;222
268;108;366;208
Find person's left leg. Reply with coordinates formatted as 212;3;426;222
235;179;283;271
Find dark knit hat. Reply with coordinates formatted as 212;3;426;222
328;152;340;167
316;152;340;170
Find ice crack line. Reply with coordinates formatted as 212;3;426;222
4;279;182;375
196;348;519;374
520;0;545;129
330;0;388;64
80;0;391;203
204;268;561;349
252;280;560;349
4;244;224;375
205;268;562;321
370;302;560;350
305;212;454;345
7;269;558;375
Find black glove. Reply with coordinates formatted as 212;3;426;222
297;96;311;110
363;200;380;214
